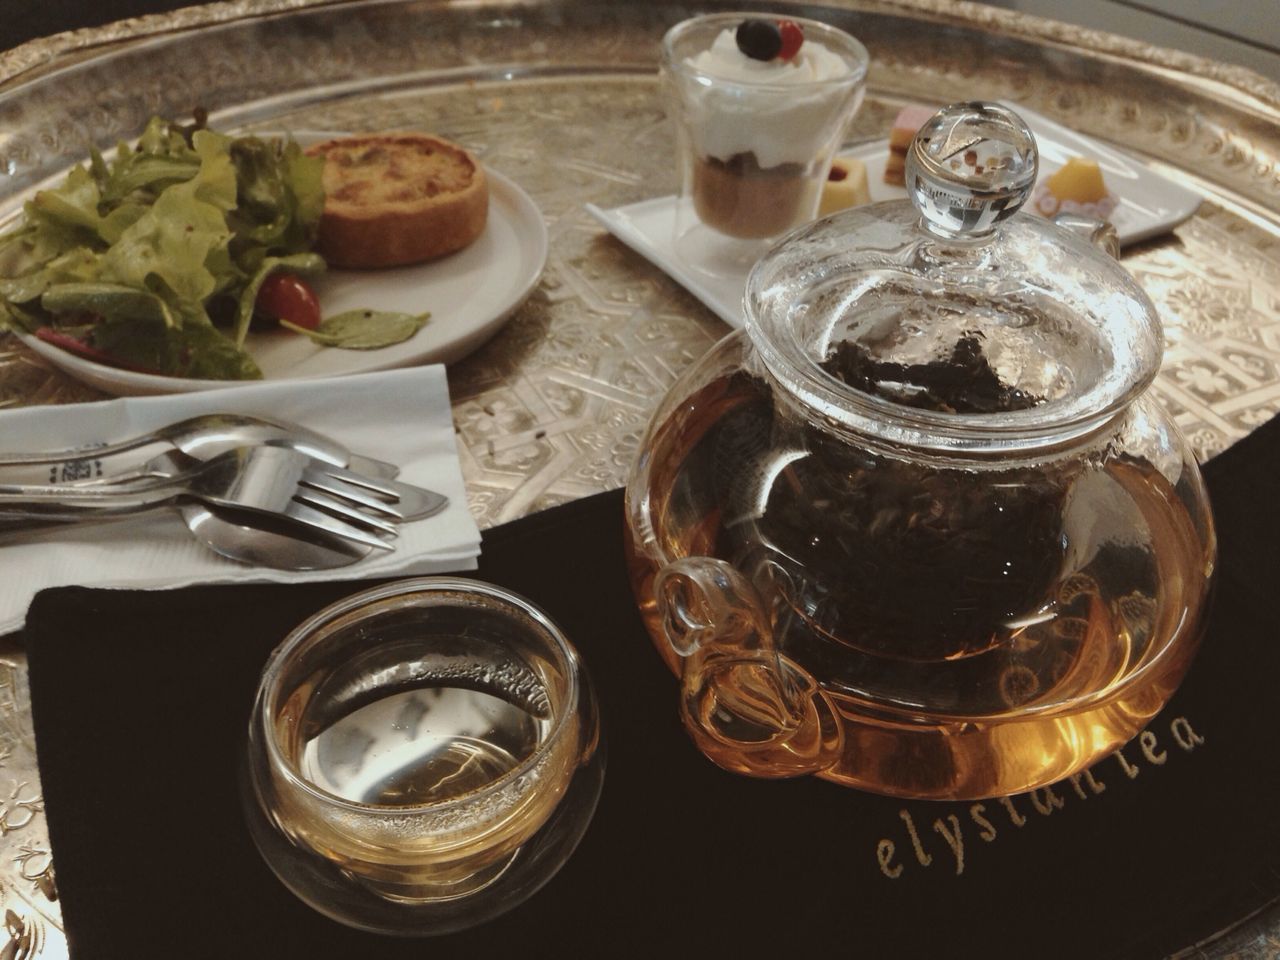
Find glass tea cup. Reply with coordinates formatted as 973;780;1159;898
661;12;868;276
242;577;604;935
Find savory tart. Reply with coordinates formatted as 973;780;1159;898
306;133;489;269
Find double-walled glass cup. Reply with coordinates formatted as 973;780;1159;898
662;12;868;276
242;578;604;935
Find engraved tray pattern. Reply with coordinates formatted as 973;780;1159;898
0;2;1279;957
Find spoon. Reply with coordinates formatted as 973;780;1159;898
0;413;399;483
180;501;372;569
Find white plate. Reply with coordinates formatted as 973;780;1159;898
19;145;547;396
587;101;1201;329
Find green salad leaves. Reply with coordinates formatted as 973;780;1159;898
0;116;413;380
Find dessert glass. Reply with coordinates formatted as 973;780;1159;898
661;13;869;276
242;577;604;935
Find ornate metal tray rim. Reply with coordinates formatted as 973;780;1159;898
3;0;1278;110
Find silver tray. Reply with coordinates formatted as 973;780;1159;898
0;2;1278;955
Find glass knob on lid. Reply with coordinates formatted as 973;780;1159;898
905;101;1038;238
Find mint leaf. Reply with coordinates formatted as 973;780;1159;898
281;309;430;349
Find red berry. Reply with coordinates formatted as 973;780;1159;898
777;20;804;60
255;272;321;331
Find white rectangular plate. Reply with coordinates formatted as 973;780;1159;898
587;101;1202;329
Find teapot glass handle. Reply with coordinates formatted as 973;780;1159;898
655;556;842;778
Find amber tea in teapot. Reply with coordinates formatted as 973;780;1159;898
625;102;1215;800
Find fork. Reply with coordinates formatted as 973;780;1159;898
102;450;449;524
0;446;396;551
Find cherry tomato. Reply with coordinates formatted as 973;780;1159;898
777;19;805;60
255;273;321;330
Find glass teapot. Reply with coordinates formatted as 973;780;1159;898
625;102;1215;800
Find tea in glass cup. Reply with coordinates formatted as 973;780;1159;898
242;577;604;934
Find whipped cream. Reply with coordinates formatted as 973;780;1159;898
678;28;859;169
688;28;850;85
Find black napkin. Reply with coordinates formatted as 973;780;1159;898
22;413;1280;960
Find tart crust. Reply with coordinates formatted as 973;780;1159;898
306;133;489;269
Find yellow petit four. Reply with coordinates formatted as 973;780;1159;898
819;157;871;216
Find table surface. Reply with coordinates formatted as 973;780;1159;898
0;1;1279;957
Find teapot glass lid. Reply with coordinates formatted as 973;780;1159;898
744;102;1164;451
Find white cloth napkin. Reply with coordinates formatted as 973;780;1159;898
0;366;480;634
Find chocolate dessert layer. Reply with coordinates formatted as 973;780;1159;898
692;151;811;238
